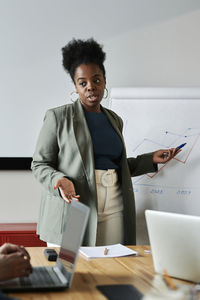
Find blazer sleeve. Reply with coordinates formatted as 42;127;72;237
31;109;66;196
127;154;158;177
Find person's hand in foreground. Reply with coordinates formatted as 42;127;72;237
153;148;181;164
54;177;80;203
0;243;32;281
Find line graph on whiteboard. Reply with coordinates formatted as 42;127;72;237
111;98;200;204
111;95;200;243
131;127;200;193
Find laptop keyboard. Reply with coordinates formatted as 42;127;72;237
20;267;62;287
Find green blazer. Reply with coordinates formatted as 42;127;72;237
31;99;157;245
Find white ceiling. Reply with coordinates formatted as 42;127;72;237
1;0;200;44
1;0;200;70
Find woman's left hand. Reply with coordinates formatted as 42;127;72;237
153;148;180;164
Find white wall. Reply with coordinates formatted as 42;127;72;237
1;5;200;222
104;9;200;87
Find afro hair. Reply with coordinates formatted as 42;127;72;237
61;38;106;81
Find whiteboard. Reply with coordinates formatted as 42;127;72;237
110;87;200;244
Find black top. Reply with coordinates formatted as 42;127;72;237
84;110;123;170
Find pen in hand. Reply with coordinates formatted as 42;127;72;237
163;143;187;158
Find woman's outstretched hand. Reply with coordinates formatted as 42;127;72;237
54;178;80;203
153;148;181;164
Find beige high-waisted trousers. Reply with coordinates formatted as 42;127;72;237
48;169;124;248
95;169;124;246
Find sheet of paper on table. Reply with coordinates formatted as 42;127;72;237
79;243;138;259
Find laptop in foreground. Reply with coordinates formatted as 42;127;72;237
145;209;200;282
0;200;90;292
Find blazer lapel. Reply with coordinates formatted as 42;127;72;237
72;101;125;183
72;100;95;183
101;106;127;160
101;106;124;141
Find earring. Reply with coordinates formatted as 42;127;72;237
70;91;79;102
103;88;108;99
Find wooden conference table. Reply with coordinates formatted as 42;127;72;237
7;246;194;300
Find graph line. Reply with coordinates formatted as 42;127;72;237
146;134;199;179
174;134;200;164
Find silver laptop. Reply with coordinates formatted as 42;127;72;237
145;209;200;283
0;200;90;292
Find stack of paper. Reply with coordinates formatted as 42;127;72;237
79;243;138;259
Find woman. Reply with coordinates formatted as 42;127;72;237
32;38;177;246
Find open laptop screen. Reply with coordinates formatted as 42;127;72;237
57;201;90;285
145;209;200;282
